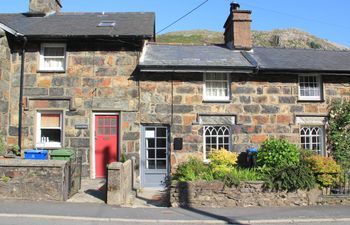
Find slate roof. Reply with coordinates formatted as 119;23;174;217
139;43;255;72
251;47;350;72
0;12;155;38
140;43;350;73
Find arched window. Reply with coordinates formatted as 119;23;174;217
204;125;231;159
300;126;324;155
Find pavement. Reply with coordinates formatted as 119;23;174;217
0;200;350;224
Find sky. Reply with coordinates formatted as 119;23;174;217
1;0;350;47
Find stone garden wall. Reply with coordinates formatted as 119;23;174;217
170;181;322;207
0;159;70;201
138;73;350;170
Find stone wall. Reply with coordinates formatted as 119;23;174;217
107;159;133;205
170;181;322;207
0;159;69;201
8;40;142;177
138;73;350;169
0;30;11;140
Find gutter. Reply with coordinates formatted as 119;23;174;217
139;65;255;73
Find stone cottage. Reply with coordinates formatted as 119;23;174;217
138;3;350;187
0;0;154;178
1;1;350;188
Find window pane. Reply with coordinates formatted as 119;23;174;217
98;118;103;126
156;149;166;158
156;128;167;138
44;58;64;69
156;160;167;169
44;47;64;56
111;127;117;135
146;139;155;148
148;160;155;169
157;138;166;148
41;114;60;127
41;129;61;142
147;149;155;159
104;127;110;135
105;118;110;126
98;127;103;135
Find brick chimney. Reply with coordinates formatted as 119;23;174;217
29;0;62;15
224;2;252;50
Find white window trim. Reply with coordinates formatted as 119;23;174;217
203;73;230;102
298;74;322;101
300;126;325;156
296;116;327;156
36;111;63;149
39;43;67;72
203;125;231;160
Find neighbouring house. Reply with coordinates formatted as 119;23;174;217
137;3;350;187
1;1;350;189
0;0;155;178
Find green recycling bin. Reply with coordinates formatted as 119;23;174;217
50;149;75;160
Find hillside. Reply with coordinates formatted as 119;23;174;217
157;29;348;50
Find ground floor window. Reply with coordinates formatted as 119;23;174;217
36;111;63;148
203;125;230;159
300;126;325;156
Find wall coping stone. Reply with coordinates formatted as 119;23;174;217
0;159;67;168
108;160;131;170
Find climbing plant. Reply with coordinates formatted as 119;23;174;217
329;101;350;171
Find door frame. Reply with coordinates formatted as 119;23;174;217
140;124;170;188
91;112;120;179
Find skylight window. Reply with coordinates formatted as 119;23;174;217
97;20;116;27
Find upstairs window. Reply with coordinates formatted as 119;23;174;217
36;112;63;148
204;73;230;101
298;75;322;101
203;125;231;159
40;43;66;71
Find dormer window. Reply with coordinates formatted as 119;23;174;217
40;43;66;72
298;75;322;101
203;73;230;101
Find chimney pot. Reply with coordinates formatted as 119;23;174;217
231;2;240;10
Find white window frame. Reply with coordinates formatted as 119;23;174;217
36;111;63;149
39;43;67;71
298;74;322;101
203;73;230;101
300;126;325;156
203;125;231;160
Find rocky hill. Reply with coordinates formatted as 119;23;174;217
157;29;348;50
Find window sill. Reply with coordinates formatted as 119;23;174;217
203;99;231;103
297;99;325;103
37;70;66;74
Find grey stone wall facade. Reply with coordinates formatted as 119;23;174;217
138;73;350;170
7;40;142;177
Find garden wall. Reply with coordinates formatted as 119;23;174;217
107;159;133;205
0;159;70;201
170;181;322;207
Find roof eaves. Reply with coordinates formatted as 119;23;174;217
0;23;24;37
139;65;255;73
258;67;350;75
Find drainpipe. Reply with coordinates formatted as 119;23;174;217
18;36;27;150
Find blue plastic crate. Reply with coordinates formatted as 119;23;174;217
24;149;48;160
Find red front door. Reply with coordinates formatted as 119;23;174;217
95;115;119;178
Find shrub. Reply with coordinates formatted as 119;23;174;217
173;157;213;182
0;137;6;156
264;163;316;191
257;139;300;169
329;101;350;171
304;155;341;187
208;148;238;167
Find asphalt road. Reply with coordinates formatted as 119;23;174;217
0;200;349;225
